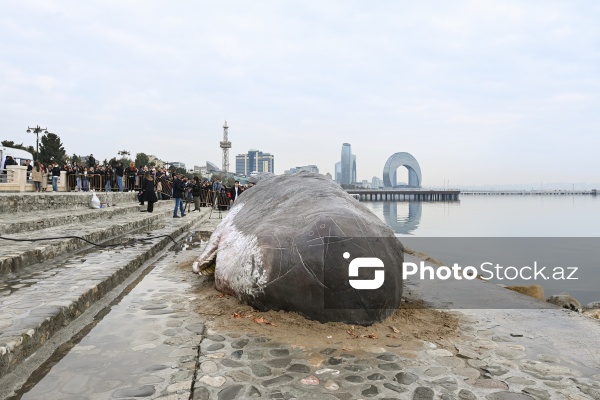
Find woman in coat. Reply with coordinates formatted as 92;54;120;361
32;161;43;192
141;171;158;212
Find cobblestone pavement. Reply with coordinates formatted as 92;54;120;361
193;314;600;400
187;255;600;399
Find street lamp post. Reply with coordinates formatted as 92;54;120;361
26;125;48;161
118;150;130;158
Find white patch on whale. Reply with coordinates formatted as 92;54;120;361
195;202;268;299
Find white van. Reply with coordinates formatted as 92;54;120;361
1;146;34;181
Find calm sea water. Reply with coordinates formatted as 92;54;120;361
364;195;600;237
363;195;600;306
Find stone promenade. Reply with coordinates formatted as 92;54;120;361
1;192;599;399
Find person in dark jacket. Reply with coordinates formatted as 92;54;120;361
140;172;158;213
51;162;61;192
138;171;147;205
115;162;124;192
3;155;17;169
104;165;113;192
229;180;242;206
126;162;137;192
191;176;202;211
172;174;185;218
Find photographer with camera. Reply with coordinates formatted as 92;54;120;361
191;176;202;211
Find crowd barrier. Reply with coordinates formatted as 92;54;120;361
62;174;151;192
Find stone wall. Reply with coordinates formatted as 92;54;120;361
0;192;140;213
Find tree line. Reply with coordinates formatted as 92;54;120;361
2;134;194;179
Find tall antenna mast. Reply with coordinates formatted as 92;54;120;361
220;120;231;174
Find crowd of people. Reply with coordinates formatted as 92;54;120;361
153;175;250;217
24;154;251;216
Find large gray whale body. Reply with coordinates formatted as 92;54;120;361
194;173;404;325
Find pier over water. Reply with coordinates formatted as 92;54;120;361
462;190;596;196
346;189;460;201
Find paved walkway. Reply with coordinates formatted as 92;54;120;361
3;214;599;399
189;255;600;399
19;244;207;400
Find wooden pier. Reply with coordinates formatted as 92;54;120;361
346;189;460;201
461;190;596;196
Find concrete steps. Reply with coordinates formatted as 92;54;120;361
0;191;224;380
0;202;174;276
0;202;147;235
0;208;212;378
0;192;140;213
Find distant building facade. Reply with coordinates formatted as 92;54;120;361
336;143;356;185
285;165;319;174
191;165;205;176
372;176;384;189
148;154;165;168
171;161;186;170
236;150;275;175
206;161;220;173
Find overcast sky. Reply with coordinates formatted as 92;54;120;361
2;1;599;187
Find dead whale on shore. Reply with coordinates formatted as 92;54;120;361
193;173;404;325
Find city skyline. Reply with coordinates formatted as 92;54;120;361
2;1;600;186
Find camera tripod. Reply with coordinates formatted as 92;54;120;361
209;190;227;219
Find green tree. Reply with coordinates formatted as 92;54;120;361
135;152;149;167
119;156;133;166
1;140;36;158
173;167;187;176
38;133;67;165
1;140;22;148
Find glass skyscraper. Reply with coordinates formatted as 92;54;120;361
338;143;356;185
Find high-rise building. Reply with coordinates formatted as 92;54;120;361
338;143;357;185
235;150;275;175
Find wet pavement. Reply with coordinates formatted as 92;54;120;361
4;225;600;399
0;208;215;395
16;231;212;400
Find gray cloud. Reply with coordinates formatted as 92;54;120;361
2;0;599;185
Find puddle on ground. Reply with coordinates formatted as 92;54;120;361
172;230;212;254
10;231;208;400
